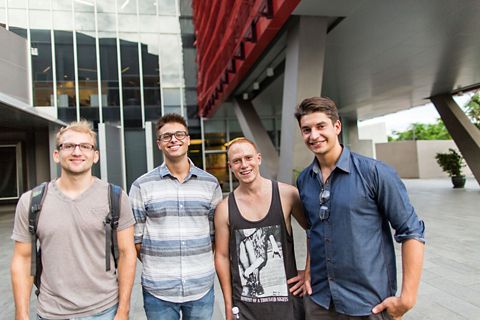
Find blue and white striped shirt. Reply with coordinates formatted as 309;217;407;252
129;160;222;303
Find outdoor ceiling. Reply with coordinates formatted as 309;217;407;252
250;0;480;121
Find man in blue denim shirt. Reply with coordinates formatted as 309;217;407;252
295;97;425;320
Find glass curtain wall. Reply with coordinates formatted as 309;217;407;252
0;0;186;126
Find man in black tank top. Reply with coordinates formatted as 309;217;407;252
215;137;309;320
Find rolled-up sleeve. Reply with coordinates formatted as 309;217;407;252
375;162;426;244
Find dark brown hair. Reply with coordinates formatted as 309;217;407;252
294;97;339;124
156;113;188;136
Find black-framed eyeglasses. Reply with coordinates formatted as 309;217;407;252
319;188;330;221
157;131;188;142
58;143;96;153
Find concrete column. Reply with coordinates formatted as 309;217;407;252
98;123;126;188
278;16;328;184
431;94;480;185
233;98;279;179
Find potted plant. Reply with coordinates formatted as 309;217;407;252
435;148;466;188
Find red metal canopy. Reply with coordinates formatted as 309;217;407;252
192;0;300;118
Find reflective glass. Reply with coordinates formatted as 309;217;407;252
120;34;142;127
53;10;73;31
159;35;181;85
30;0;52;10
8;8;27;29
29;10;52;29
141;34;161;122
162;87;181;106
138;0;157;15
99;33;120;122
158;0;176;15
54;30;76;111
8;0;26;9
31;29;54;106
97;12;117;32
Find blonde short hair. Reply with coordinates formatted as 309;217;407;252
226;137;258;154
56;120;97;149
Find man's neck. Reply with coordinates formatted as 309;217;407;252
315;144;343;182
237;175;269;197
56;173;95;198
165;156;190;183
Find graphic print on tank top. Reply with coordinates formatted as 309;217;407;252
235;224;288;303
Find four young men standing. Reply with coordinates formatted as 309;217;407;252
11;104;425;319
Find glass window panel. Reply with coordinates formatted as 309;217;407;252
162;87;180;106
138;15;158;33
117;13;137;32
163;105;181;115
117;0;136;14
158;16;179;33
8;0;26;9
97;0;116;13
9;27;27;38
120;34;142;127
75;12;95;31
159;35;181;85
139;0;156;15
99;33;120;122
54;30;76;108
76;32;98;110
29;10;51;29
8;8;27;29
74;0;95;12
97;12;117;32
31;30;54;107
30;0;52;10
53;10;73;31
141;35;161;122
0;5;6;27
53;0;71;11
0;146;19;199
158;0;176;15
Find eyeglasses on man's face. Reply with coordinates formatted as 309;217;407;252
157;130;188;142
319;189;330;221
57;143;96;153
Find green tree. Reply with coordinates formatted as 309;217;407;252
465;92;480;129
388;119;451;141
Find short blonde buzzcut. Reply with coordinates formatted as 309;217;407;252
56;120;97;149
226;137;258;155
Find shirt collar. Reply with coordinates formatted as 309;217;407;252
159;158;199;179
309;145;351;176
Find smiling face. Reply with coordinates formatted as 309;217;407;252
228;141;262;185
156;121;190;162
299;111;342;157
53;130;99;177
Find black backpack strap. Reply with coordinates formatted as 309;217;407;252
28;182;48;296
105;183;121;271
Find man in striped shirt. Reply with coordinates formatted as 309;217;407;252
129;113;223;320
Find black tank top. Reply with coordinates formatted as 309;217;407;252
228;180;304;320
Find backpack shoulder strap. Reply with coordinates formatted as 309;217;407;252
105;183;122;271
29;182;48;295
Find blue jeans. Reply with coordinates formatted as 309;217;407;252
143;287;214;320
37;303;118;320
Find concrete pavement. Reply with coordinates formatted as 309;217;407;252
1;178;479;319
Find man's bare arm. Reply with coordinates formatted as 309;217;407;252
214;199;234;320
11;241;34;320
372;239;424;319
115;226;137;320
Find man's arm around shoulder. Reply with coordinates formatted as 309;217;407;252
214;198;234;320
11;241;34;320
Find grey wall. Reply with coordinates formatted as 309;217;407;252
0;28;29;104
376;140;473;179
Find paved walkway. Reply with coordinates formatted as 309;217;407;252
1;178;479;319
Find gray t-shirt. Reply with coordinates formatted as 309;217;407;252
12;178;135;319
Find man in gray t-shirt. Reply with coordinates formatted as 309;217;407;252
11;121;137;320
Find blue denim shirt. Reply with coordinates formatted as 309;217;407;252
297;147;425;316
